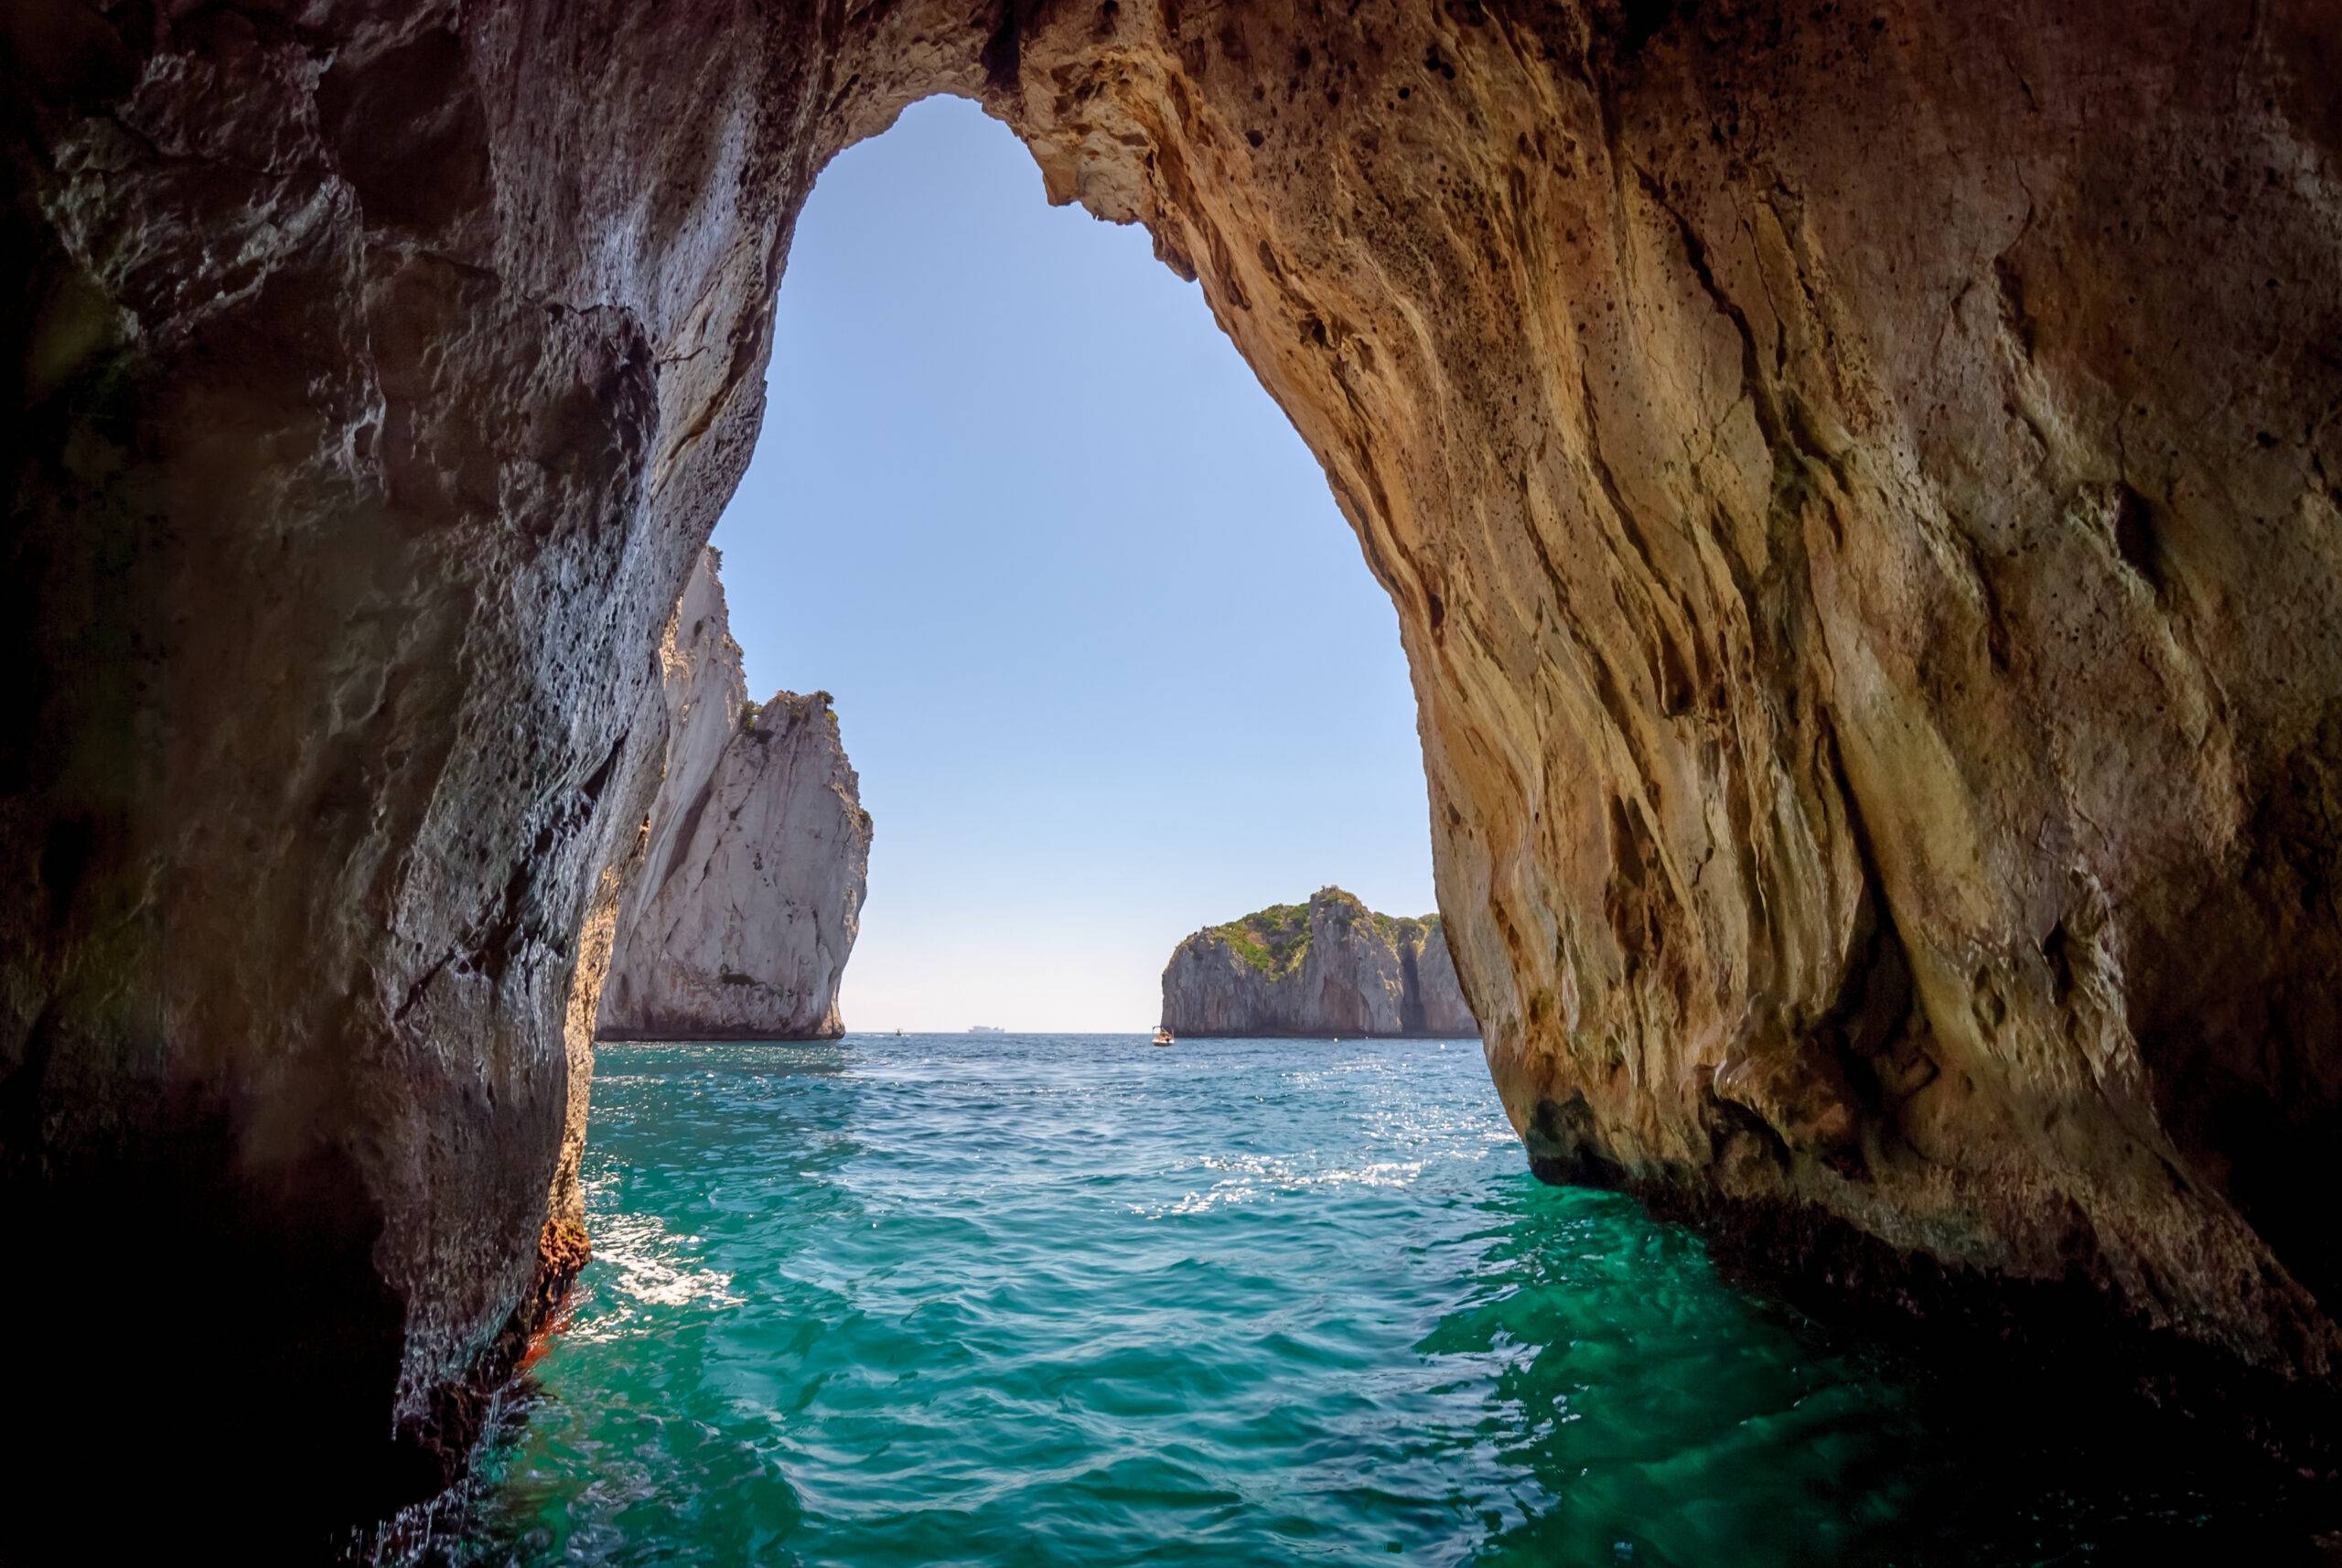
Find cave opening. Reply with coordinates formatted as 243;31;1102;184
625;94;1445;1036
10;3;2342;1558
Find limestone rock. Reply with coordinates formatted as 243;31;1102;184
6;0;2342;1541
597;551;870;1041
1161;887;1477;1037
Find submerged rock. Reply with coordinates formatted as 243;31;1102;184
597;550;870;1042
1162;888;1477;1038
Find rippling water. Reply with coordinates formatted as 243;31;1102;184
448;1035;2314;1566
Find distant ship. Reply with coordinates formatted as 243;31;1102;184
969;1025;1005;1035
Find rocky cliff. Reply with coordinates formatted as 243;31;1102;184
1162;888;1477;1037
597;550;870;1042
6;0;2342;1545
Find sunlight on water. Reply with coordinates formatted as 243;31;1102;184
448;1036;2305;1567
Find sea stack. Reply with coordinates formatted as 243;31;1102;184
1161;888;1477;1038
597;550;872;1041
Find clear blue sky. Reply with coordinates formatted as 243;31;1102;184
709;97;1434;1031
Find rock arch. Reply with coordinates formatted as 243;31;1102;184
5;0;2341;1542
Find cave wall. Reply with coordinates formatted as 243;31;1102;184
984;0;2342;1381
4;0;2339;1541
0;0;806;1534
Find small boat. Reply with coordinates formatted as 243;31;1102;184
1151;1027;1175;1047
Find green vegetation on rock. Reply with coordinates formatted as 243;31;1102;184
1209;899;1313;976
1371;908;1441;953
1199;887;1445;977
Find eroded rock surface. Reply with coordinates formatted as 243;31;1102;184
1162;887;1476;1037
5;0;2342;1541
598;550;870;1041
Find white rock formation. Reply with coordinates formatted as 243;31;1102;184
597;550;871;1040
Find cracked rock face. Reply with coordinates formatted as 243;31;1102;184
5;0;2342;1540
1161;887;1477;1037
597;549;870;1042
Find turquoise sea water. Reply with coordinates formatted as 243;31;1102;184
450;1035;2312;1566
